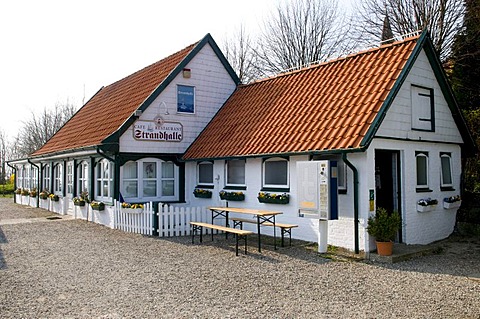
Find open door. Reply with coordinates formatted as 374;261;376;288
375;150;402;243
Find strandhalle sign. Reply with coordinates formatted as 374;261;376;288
133;120;183;142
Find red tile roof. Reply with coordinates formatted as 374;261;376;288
32;41;198;156
183;36;419;160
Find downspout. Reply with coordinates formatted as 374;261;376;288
6;162;16;204
342;153;360;254
27;159;40;208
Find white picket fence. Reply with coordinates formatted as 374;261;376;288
114;200;155;236
157;204;211;237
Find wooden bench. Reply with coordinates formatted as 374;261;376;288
190;221;253;256
230;217;298;247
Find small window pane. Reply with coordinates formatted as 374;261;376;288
441;155;452;185
265;160;288;186
123;181;138;198
416;154;428;187
124;162;138;179
227;160;245;185
162;162;174;178
198;162;213;184
144;162;156;178
143;180;157;197
162;180;174;196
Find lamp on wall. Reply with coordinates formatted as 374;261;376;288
160;101;169;115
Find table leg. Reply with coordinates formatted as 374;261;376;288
257;215;261;252
273;215;277;250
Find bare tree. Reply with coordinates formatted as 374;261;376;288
0;129;7;184
13;101;78;158
223;25;261;84
253;0;353;76
353;0;465;61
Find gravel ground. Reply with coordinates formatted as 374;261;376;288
0;197;479;319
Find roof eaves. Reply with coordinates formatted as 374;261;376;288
359;30;425;149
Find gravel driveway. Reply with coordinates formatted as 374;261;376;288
0;198;479;319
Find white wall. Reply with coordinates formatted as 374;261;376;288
120;43;237;154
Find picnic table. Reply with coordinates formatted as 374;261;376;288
208;206;283;252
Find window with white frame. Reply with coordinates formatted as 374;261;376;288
226;159;245;187
31;167;38;190
54;163;63;194
66;162;73;195
416;152;429;190
263;157;289;189
96;159;113;202
197;161;214;186
77;161;89;195
43;164;51;192
440;153;453;189
17;166;23;189
120;159;178;201
411;85;434;131
24;166;31;190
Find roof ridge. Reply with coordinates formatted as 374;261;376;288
243;34;420;88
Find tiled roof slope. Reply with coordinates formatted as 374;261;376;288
183;36;419;160
32;42;197;156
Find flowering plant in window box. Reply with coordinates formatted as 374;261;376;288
219;191;245;201
15;188;22;195
39;190;49;200
49;193;59;202
21;188;29;196
90;201;105;211
29;188;37;197
121;202;144;213
193;188;212;198
443;195;461;209
73;191;90;206
416;198;437;212
257;192;289;204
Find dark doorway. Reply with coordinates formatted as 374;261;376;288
375;150;402;242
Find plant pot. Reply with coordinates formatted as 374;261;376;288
122;208;143;214
74;201;86;206
258;197;289;204
376;241;393;256
416;204;436;213
194;192;212;198
219;193;245;201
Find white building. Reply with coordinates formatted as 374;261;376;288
9;31;475;253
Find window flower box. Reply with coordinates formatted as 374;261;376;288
29;188;37;197
416;198;438;212
21;189;29;196
443;195;461;209
219;191;245;201
90;201;105;211
257;192;289;204
49;194;59;202
121;202;144;213
39;190;49;200
193;188;212;198
73;198;86;206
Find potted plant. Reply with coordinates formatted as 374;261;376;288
219;191;245;201
29;188;37;197
73;191;89;206
257;192;289;204
90;201;105;211
39;190;49;200
15;188;22;195
49;193;59;202
121;202;144;213
367;207;401;256
21;188;29;196
193;188;212;198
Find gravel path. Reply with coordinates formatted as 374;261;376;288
0;198;479;318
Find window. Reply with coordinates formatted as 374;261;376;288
226;159;245;187
66;162;73;195
54;163;63;194
31;167;38;190
197;161;214;186
24;166;30;190
177;85;195;113
43;164;51;192
411;85;434;131
120;159;178;201
440;153;453;189
337;160;347;192
122;161;138;198
416;152;429;190
78;161;89;195
17;166;23;189
263;157;289;189
96;159;113;201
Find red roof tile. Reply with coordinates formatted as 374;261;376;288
183;37;419;160
31;41;198;156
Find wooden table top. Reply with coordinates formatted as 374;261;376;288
208;206;283;216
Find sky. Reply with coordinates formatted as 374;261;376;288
0;0;352;140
